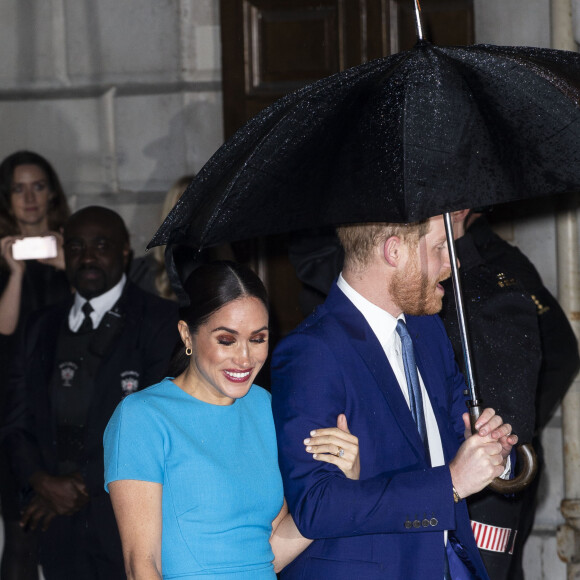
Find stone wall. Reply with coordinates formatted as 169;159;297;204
0;0;224;255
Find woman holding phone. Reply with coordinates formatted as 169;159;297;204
0;150;71;335
0;151;71;580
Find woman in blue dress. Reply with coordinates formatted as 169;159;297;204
104;261;359;579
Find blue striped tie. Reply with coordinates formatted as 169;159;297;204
396;319;429;458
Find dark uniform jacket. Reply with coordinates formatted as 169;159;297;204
2;281;178;498
466;216;580;431
439;217;579;580
439;229;542;443
0;261;71;521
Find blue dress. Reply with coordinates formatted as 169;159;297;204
104;378;283;579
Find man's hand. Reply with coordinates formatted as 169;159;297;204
450;409;518;499
470;408;518;461
29;471;89;516
20;494;57;532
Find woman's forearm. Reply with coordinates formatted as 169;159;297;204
269;415;360;572
125;558;163;580
270;511;313;573
109;480;163;580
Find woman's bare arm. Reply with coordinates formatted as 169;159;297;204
108;480;163;580
270;499;313;574
270;414;360;572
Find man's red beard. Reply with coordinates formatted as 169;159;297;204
390;257;451;316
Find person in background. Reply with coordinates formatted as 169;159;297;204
439;209;580;580
2;206;178;579
130;175;234;300
0;150;71;580
104;261;361;579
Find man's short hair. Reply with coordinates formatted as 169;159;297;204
337;221;429;270
64;206;130;244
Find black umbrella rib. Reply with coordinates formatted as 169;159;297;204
469;44;580;105
198;53;418;246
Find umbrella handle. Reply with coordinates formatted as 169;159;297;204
468;403;539;493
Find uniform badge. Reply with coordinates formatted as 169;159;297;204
496;272;517;288
121;371;140;397
59;362;78;387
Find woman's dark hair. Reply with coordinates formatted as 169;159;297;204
0;150;70;236
168;261;269;377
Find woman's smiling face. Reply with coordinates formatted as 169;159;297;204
185;296;269;405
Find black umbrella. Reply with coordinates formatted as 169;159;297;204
149;43;580;250
149;13;580;492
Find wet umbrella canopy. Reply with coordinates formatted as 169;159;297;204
149;41;580;251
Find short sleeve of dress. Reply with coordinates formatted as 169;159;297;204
103;393;166;491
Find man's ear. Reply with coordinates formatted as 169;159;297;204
383;236;401;267
452;209;470;224
451;209;470;239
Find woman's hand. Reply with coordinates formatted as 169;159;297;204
0;236;26;274
304;414;360;480
37;230;65;270
0;236;26;335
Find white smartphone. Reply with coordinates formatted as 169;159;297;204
12;236;58;260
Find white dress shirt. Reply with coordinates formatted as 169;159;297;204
69;274;127;332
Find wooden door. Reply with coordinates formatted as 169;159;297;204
220;0;391;139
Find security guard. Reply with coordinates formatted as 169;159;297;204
2;207;178;579
439;210;580;580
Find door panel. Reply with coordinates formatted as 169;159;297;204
221;0;391;139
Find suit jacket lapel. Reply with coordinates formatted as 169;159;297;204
326;285;430;463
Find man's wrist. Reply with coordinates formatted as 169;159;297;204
452;486;463;503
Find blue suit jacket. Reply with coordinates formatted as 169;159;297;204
271;283;489;580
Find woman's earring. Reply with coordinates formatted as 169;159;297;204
185;347;192;356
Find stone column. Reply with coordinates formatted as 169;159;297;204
552;2;580;578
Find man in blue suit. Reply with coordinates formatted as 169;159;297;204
271;215;516;579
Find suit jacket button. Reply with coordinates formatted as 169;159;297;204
430;518;438;527
413;520;421;528
404;520;412;529
422;519;430;527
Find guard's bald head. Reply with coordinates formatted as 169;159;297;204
64;206;129;244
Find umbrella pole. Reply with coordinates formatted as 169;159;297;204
443;212;537;493
443;213;481;416
413;0;424;41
